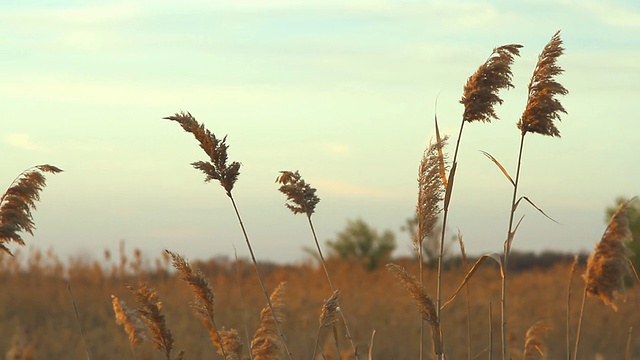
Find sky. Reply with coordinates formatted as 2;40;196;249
1;0;639;265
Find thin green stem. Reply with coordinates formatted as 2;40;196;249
228;195;294;360
573;286;588;360
307;215;360;360
67;282;91;360
502;133;526;360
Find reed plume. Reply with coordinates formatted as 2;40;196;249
518;31;568;137
163;112;240;197
111;295;146;352
461;44;523;123
218;328;244;360
523;320;552;359
164;112;293;359
276;171;319;217
0;165;62;255
128;282;176;360
166;250;231;358
415;136;448;255
251;282;286;360
583;198;636;310
386;263;441;355
312;290;341;359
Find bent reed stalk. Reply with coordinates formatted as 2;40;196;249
503;30;567;360
276;170;360;359
435;42;521;359
164;112;294;360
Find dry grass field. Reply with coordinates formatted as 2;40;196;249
1;247;638;359
2;31;638;360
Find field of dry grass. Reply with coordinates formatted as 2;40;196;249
1;247;638;359
3;31;638;360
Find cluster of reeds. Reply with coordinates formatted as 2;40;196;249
117;31;635;359
5;29;639;360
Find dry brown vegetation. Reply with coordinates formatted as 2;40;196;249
0;247;638;359
3;31;639;360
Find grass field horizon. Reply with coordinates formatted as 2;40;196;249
1;246;638;359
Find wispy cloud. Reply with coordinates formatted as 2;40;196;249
313;179;395;198
4;133;47;152
558;0;640;29
320;142;350;155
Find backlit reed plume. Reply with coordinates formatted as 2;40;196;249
518;31;568;137
276;171;359;359
502;30;566;360
461;44;523;123
128;282;176;360
166;250;232;359
415;136;448;256
0;165;62;255
164;112;292;359
111;295;145;358
276;171;319;217
417;136;447;360
523;320;552;359
312;290;341;359
386;263;442;356
573;198;635;360
251;282;286;360
217;328;244;360
163;112;239;197
583;198;635;310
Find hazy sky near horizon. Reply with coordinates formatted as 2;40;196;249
2;0;639;264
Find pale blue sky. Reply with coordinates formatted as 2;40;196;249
2;0;639;263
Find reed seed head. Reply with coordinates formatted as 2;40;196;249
415;136;448;252
0;165;63;255
583;198;636;311
128;282;175;358
218;328;243;360
523;320;552;359
276;170;320;217
111;295;146;346
461;44;522;123
386;263;442;354
518;30;568;137
319;290;340;328
166;250;216;323
164;112;240;197
251;282;286;360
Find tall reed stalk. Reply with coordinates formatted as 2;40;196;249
276;170;359;359
503;30;567;360
164;112;294;360
435;43;521;359
415;134;448;359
